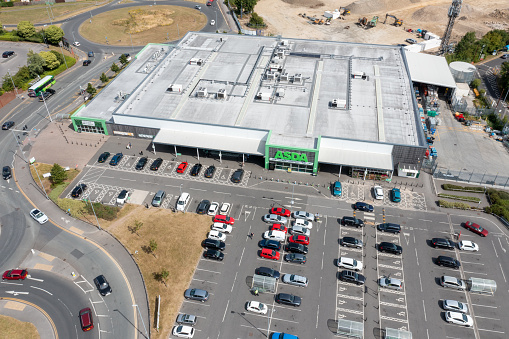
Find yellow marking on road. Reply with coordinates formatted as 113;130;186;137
69;226;84;235
34;264;53;271
38;252;55;262
4;301;26;311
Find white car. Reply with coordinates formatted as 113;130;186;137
282;274;308;287
378;277;403;290
292;219;312;229
172;325;195;338
246;301;268;314
210;20;215;26
208;230;226;242
337;257;362;271
219;202;231;215
73;41;80;46
443;300;469;314
293;211;314;221
211;222;232;234
263;214;288;224
290;225;310;236
373;185;383;200
263;230;286;242
116;189;129;205
194;5;201;9
207;202;219;216
458;240;479;252
445;311;473;327
30;208;48;224
176;192;190;212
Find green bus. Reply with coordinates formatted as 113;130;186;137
28;75;55;97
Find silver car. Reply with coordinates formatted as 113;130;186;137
282;274;308;287
440;275;466;290
378;277;403;290
293;211;315;221
152;190;166;207
176;313;197;325
290;225;310;236
443;300;468;314
263;214;288;224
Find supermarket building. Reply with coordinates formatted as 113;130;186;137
72;32;436;179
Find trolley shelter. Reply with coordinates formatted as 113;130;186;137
334;319;363;338
252;274;277;293
469;277;496;295
385;328;412;339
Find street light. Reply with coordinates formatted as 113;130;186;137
39;90;53;122
7;69;18;97
132;304;149;339
215;11;218;28
179;184;183;195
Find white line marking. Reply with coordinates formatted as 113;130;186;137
316;305;319;328
30;286;52;295
475;316;500;321
231;272;238;293
422;300;427;322
477;328;505;334
499;263;507;283
472;303;497;309
238;247;245;266
222;299;229;323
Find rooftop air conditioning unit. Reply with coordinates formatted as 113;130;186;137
167;84;182;92
267;72;277;80
281;40;289;46
276;88;285;98
256;92;271;101
197;87;208;97
280;72;289;82
352;71;367;80
217;89;227;99
294;74;302;83
330;99;347;109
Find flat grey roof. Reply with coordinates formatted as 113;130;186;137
79;33;424;147
405;51;457;89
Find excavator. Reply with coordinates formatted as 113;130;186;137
358;17;368;27
384;13;403;26
339;7;351;15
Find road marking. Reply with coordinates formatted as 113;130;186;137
499;263;507;283
189;188;207;191
221;299;229;323
192;278;218;284
422;300;427;322
238;247;245;266
311;204;330;208
415;247;419;266
461;261;484;265
195;268;221;274
463;271;487;275
418;272;423;292
231;272;238;293
119;178;136;181
336;307;363;315
491;240;499;258
316;305;319;328
472;303;497;308
380;315;408;323
475;316;500;321
337;294;363;301
477;328;505;334
30;286;52;295
27;277;43;282
380;301;406;309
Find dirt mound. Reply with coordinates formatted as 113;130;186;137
489;9;508;19
411;5;448;22
282;0;325;8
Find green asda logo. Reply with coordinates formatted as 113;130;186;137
274;151;308;162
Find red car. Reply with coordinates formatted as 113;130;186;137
176;162;188;174
271;224;287;233
260;248;280;260
289;235;309;245
2;269;28;280
464;221;488;237
270;207;291;217
79;307;94;332
213;215;235;225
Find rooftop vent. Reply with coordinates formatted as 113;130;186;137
281;40;289;46
280;72;289;82
352;71;368;80
217;89;227;99
167;84;182;92
294;74;302;83
256;92;271;101
197;87;208;97
330;99;347;109
267;71;277;80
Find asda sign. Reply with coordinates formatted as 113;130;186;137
274;151;308;162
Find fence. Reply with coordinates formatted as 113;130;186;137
226;1;260;36
433;167;509;188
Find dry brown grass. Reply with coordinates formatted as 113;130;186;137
0;315;39;339
28;162;80;193
112;8;175;34
106;205;211;338
79;5;207;46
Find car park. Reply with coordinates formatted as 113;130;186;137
176;162;188;173
264;214;288;224
204;165;216;178
2;51;14;58
152;190;166;207
464;221;488;237
203;238;225;251
219;202;230;215
93;275;112;296
377;223;401;234
213;214;235;224
190;163;202;176
390;188;401;202
340;236;363;248
378;277;403;290
436;255;461;269
431;238;455;250
378;242;402;254
443;300;468;314
246;301;268;314
440;275;466;290
288;234;309;245
290;225;310;236
203;249;224;261
208;230;226;242
445;311;473;327
212;222;232;233
255;267;280;279
275;293;301;307
116;190;129;205
30;208;49;224
263;230;286;241
260;248;280;260
271;224;287;233
282;274;308;287
353;202;373;212
71;183;87;198
79;307;94;331
2;269;28;280
135;157;148;170
207;202;219;216
39;88;56;101
292;218;312;229
258;239;281;250
231;169;244;183
458;240;479;251
342;216;364;228
284;253;306;264
176;192;191;212
270;207;291;217
83;60;91;66
176;313;197;325
172;325;195;338
150;158;163;170
339;270;365;285
184;288;209;302
285;242;308;254
2;121;14;130
98;152;110;163
502;53;509;59
293;211;314;221
2;166;11;180
373;185;384;199
109;153;123;166
332;181;342;196
196;200;210;214
337;257;362;271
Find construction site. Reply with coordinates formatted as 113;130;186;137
255;0;509;46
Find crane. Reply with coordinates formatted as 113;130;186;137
438;0;462;55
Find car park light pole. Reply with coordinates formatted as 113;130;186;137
7;70;18;97
40;90;53;122
179;183;183;195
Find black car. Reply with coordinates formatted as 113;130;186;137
436;255;461;269
204;165;216;178
135;157;148;170
196;200;211;214
2;166;12;180
109;153;123;166
275;293;301;307
2;51;14;58
285;243;308;254
378;242;402;255
258;239;281;251
71;183;87;198
39;88;56;101
231;169;244;183
97;152;110;163
150;158;163;171
83;60;91;66
190;163;202;176
342;216;364;228
377;223;401;234
93;275;112;296
431;238;455;250
339;270;366;285
341;236;363;248
353;202;374;212
203;249;224;261
284;253;306;264
203;238;225;251
255;267;280;280
2;121;14;130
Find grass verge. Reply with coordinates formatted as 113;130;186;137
442;184;485;192
437;193;481;203
0;314;39;339
438;199;476;210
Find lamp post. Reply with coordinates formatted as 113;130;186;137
42;25;48;47
132;305;149;339
58;41;68;70
7;69;18;97
215;11;218;28
72;31;76;43
39;89;53;122
46;6;53;25
179;183;183;195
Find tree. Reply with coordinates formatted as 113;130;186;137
499;61;509;91
17;21;36;39
27;50;45;77
470;78;481;89
149;239;157;257
100;73;109;84
130;219;143;235
86;83;96;96
119;54;128;65
249;12;264;26
233;0;257;14
44;25;64;44
0;21;3;34
49;50;64;64
111;63;120;73
39;51;60;70
159;268;169;286
50;163;67;185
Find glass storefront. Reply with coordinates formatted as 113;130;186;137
271;161;314;173
77;124;105;134
73;119;106;135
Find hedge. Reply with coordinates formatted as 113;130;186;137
438;200;474;210
485;189;509;221
437;193;481;203
0;35;21;42
442;184;485;192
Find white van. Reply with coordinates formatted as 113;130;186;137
176;192;190;212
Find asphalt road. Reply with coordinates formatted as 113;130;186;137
476;56;508;118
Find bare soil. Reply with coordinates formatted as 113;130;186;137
0;315;39;339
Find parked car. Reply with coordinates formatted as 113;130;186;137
271;224;287;233
219;202;231;215
260;248;280;260
172;325;195;338
378;277;403;290
71;183;87;198
176;162;188;173
342;216;364;228
211;222;232;233
204;165;216;178
406;38;417;44
443;300;468;314
98;152;110;163
190;163;202;176
109;153;123;166
213;215;235;224
2;51;14;58
284;253;306;264
290;225;310;236
150;158;163;171
79;307;94;331
210;19;215;26
207;202;219;216
2;166;11;180
270;207;291;217
282;274;308;287
258;239;281;251
2;269;28;280
176;192;190;212
378;242;402;255
151;190;166;207
263;230;286;242
196;200;210;214
390;188;401;202
440;275;466;290
337;257;362;271
203;249;224;261
373;185;384;200
332;181;342;196
431;238;455;250
184;288;209;302
464;221;488;237
116;190;129;205
2;121;14;130
293;211;314;221
246;301;268;314
135;157;148;170
93;275;112;296
208;230;226;242
436;255;461;269
255;267;280;279
502;54;509;59
231;169;244;183
458;240;479;252
340;237;363;248
285;242;308;254
445;311;473;327
377;223;401;234
353;202;373;212
275;293;301;307
30;208;48;224
39;88;56;101
119;53;131;61
292;219;312;229
203;238;225;251
194;4;202;10
338;270;365;285
83;60;91;66
176;314;197;325
264;214;288;224
288;235;309;245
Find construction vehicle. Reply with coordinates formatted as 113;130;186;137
384;13;403;26
358;17;368;27
340;7;351;15
368;16;379;28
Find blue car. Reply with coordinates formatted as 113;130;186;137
390;188;401;202
332;181;342;197
109;153;123;166
354;202;374;212
271;333;299;339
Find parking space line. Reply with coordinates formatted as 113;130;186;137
499;262;507;283
246;312;300;324
272;304;302;312
192;278;218;284
463;271;487;275
336;307;363;315
472;303;497;308
378;263;402;270
461;261;484;265
337;294;363;301
221;300;229;322
475;315;500;321
477;328;505;334
379;289;405;295
195;268;221;274
183;300;210;306
380;315;408;323
380;301;406;309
